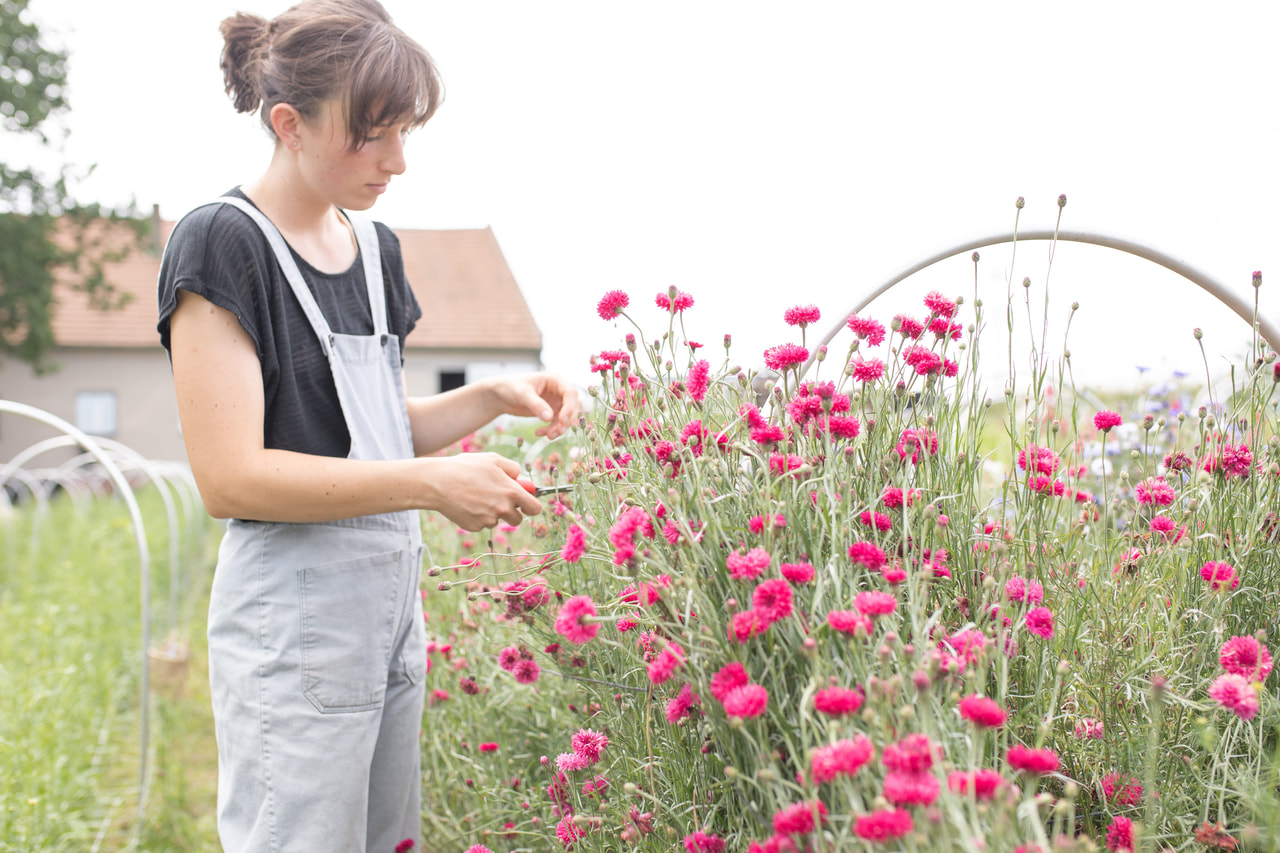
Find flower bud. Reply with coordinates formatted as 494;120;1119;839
1015;197;1025;209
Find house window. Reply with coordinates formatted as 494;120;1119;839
439;370;466;393
76;390;118;437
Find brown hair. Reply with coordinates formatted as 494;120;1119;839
219;0;442;150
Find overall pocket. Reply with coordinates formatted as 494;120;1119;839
298;549;403;713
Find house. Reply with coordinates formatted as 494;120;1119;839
0;208;543;465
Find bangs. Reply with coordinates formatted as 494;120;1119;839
344;26;443;147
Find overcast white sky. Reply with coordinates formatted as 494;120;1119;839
21;0;1280;395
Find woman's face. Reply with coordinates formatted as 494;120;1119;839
294;100;411;211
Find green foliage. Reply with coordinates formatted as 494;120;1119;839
0;0;145;373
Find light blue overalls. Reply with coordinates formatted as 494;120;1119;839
199;197;426;852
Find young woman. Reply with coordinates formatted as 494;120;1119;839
156;1;579;849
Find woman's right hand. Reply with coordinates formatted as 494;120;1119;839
422;452;543;531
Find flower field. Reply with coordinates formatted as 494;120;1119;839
418;265;1279;851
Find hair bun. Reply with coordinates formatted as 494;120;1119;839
219;12;270;114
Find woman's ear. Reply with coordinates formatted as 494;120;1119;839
269;102;304;150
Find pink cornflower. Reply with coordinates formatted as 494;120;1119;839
556;750;592;772
813;686;864;717
655;289;695;313
1220;635;1274;682
883;770;939;806
769;453;805;475
826;609;872;637
561;524;586;563
497;646;522;671
752;579;794;625
772;799;828;836
895;314;924;338
1101;773;1143;806
722;683;768;719
1094;410;1122;432
763;343;810;372
555;596;599;645
709;662;749;702
727;547;772;580
729;609;769;643
854;590;898;618
511;659;541;684
665;683;700;723
923;290;957;318
858;510;893;532
848;541;887;570
1135;476;1176;506
810;735;874;783
1004;576;1044;605
1074;718;1104;739
687;359;711;402
882;734;936;773
749;513;786;533
647;642;685;685
828;415;861;439
1149;515;1177;538
1006;745;1059;775
571;728;609;763
1201;561;1240;592
1105;816;1135;853
478;742;499;753
1205;442;1254;478
683;831;726;853
896;427;939;463
463;845;493;853
947;769;1004;800
852;358;885;382
780;561;815;584
784;304;822;327
556;815;586;846
396;841;415;853
751;424;786;444
846;314;886;346
958;695;1007;728
1208;673;1260;720
597;289;629;320
854;808;912;842
1017;445;1061;476
1025;607;1055;638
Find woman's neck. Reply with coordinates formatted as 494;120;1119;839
240;151;357;274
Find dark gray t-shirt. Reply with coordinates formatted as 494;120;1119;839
156;189;422;458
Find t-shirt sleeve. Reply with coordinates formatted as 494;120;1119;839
156;202;272;362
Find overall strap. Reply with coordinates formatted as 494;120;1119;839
346;213;388;338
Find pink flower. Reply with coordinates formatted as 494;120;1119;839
810;735;874;783
852;358;885;382
665;683;700;723
647;642;685;685
561;524;586;563
858;510;893;531
729;609;769;643
896;427;939;463
752;579;794;625
1208;673;1259;720
1101;773;1143;806
727;547;772;580
854;808;912;842
1201;561;1240;592
923;290;957;318
1094;410;1122;432
511;659;541;684
571;729;609;763
655;289;695;313
826;609;872;637
556;750;592;772
1025;606;1055;638
556;814;586;847
958;695;1007;728
772;799;828;836
883;770;939;806
848;540;887;570
687;359;711;402
1220;635;1274;682
813;686;864;717
846;315;886;346
396;841;416;853
1134;476;1176;506
463;845;493;853
497;646;522;671
780;561;815;584
1105;815;1135;852
854;590;898;618
882;733;935;773
722;683;768;719
947;769;1004;799
763;342;809;371
1004;576;1044;604
1007;745;1059;775
555;595;599;645
895;314;924;338
478;741;499;753
828;415;861;439
709;662;749;702
1017;445;1061;476
784;304;822;327
597;289;629;320
1074;718;1104;739
683;831;726;853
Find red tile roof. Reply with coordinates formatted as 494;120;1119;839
48;216;541;352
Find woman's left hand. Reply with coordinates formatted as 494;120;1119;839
490;373;581;439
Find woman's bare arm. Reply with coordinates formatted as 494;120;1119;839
403;372;580;457
168;289;542;528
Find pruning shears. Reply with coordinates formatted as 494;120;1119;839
517;479;574;497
